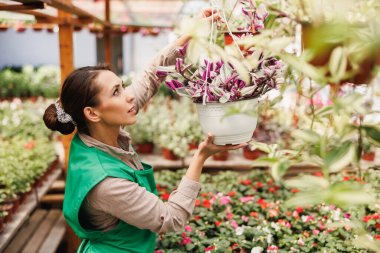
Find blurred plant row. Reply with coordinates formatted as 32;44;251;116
0;99;58;231
0;66;60;99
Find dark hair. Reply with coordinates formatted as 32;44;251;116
43;65;112;135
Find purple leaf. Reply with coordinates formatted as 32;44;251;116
175;58;183;73
178;42;189;57
156;70;168;78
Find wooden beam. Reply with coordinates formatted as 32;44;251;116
104;0;112;64
0;2;44;11
57;2;81;252
13;0;111;27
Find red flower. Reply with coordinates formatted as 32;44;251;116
343;176;350;181
154;250;164;253
313;171;323;177
269;209;278;217
156;184;161;191
195;199;201;206
201;193;208;197
291;188;299;193
257;198;267;209
161;192;170;201
250;212;258;217
231;243;239;250
24;140;36;150
203;199;211;209
227;191;236;197
256;182;263;188
241;179;252;185
194;215;201;220
269;187;276;193
296;207;304;213
363;216;372;223
375;235;380;240
205;245;215;252
215;221;221;227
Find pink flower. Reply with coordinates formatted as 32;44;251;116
184;225;192;232
240;196;254;203
313;229;320;235
220;196;231;205
180;233;191;245
242;215;249;222
285;222;292;228
205;245;215;252
344;213;351;219
297;238;305;246
267;245;279;253
154;251;164;253
231;220;238;229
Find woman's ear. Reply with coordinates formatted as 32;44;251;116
83;107;101;123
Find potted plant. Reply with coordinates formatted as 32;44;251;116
156;97;201;160
157;1;284;145
361;138;376;162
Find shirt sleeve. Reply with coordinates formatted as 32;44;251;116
87;176;201;234
126;43;180;112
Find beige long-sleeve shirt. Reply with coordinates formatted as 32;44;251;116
78;43;201;234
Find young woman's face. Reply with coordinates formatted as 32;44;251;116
93;70;137;126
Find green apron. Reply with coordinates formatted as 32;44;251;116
63;134;157;253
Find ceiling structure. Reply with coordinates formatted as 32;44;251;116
0;0;208;28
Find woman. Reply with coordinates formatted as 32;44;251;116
43;12;247;253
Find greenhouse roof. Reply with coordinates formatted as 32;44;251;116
0;0;208;28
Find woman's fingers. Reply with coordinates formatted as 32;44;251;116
217;143;248;150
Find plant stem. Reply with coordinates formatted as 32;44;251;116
357;117;363;178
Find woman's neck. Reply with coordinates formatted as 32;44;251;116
88;125;121;148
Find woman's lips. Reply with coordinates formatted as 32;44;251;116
128;106;136;114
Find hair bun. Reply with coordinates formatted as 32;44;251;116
43;103;75;135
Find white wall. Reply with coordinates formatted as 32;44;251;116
0;28;96;68
122;31;170;74
0;28;172;74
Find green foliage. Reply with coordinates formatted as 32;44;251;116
0;65;60;98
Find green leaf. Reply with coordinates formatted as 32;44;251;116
353;234;380;252
315;105;334;117
285;175;329;191
228;57;250;84
362;125;380;147
324;141;355;173
328;46;347;83
280;54;325;83
329;182;376;207
285;191;326;208
291;129;321;144
271;161;289;182
251;157;279;167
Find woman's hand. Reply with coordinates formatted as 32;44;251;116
197;133;248;161
199;8;224;24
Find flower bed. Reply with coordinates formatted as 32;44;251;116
0;99;58;228
154;169;380;253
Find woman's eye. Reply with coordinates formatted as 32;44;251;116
113;88;119;95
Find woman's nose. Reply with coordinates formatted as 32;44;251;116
125;90;135;103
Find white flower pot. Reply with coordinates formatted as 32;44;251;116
195;99;259;145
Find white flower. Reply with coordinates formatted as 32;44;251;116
235;226;244;236
332;209;341;221
266;234;273;244
270;222;280;231
251;246;263;253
